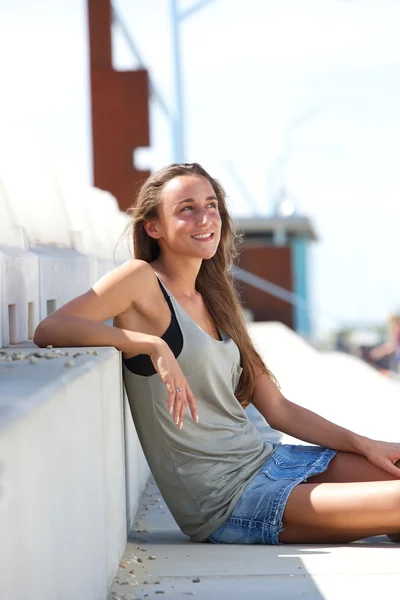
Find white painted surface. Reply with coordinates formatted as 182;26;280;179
0;347;150;600
0;248;40;347
63;184;132;269
0;128;73;248
123;387;150;533
0;178;26;248
0;129;132;348
0;179;40;346
0;125;147;599
29;245;93;320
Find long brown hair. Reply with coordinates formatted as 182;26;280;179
126;163;278;408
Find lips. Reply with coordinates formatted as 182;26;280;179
191;232;214;241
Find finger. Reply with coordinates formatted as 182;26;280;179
383;460;400;479
178;396;187;428
187;389;198;423
173;387;184;426
166;383;176;416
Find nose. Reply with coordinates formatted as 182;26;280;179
196;207;211;227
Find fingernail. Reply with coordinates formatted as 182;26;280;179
195;416;199;423
169;406;173;414
179;422;183;430
175;417;179;425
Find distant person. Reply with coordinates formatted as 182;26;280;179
369;314;400;375
34;163;400;545
335;330;349;353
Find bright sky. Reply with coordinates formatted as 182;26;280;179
1;0;400;336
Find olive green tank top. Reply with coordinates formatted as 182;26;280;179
122;274;275;542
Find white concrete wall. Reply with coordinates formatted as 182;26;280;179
0;130;148;600
0;127;132;348
0;347;150;600
123;386;151;533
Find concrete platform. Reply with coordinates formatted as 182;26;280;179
109;405;400;600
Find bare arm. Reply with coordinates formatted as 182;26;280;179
33;259;198;427
33;314;157;354
252;372;367;454
33;259;158;355
369;341;395;360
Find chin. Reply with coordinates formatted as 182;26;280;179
184;241;220;260
200;248;219;260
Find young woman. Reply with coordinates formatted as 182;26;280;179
34;163;400;545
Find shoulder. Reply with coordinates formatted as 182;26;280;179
112;258;159;292
92;259;153;290
91;259;159;304
116;258;154;279
114;259;163;311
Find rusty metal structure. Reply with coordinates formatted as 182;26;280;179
88;0;150;211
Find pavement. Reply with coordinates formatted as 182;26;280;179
109;405;400;600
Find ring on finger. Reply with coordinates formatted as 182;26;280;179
175;387;183;393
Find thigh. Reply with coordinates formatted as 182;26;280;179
307;450;400;484
280;479;400;544
207;444;336;545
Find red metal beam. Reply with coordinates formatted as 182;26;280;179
88;0;150;211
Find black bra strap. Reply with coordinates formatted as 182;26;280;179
156;277;175;315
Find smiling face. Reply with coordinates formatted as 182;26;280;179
144;175;222;261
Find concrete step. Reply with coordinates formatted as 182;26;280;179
109;406;400;600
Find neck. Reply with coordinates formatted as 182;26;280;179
150;255;202;298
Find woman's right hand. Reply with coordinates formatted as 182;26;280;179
149;338;198;429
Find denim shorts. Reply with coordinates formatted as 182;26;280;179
207;443;337;545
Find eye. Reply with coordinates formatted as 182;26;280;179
180;202;217;212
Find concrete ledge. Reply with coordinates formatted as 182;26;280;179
0;346;149;600
1;345;116;430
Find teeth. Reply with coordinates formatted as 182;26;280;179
193;233;212;239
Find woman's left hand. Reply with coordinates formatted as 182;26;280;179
362;438;400;478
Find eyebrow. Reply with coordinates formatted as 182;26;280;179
175;195;217;206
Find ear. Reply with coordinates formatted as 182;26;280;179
143;219;162;240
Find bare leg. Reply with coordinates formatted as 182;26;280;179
279;451;400;544
307;451;400;484
280;479;400;543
